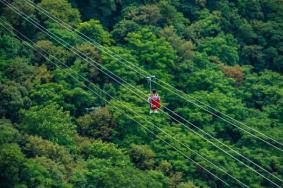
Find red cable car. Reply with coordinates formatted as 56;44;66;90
147;76;160;114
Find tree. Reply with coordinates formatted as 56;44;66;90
71;159;168;188
78;139;128;163
47;23;82;46
242;70;283;109
0;144;25;188
261;0;283;22
0;32;22;58
177;181;200;188
33;40;71;70
2;0;37;38
0;119;20;145
175;67;234;93
30;80;97;116
77;19;112;46
23;135;72;166
72;0;121;28
150;126;209;186
0;81;31;120
77;107;115;141
220;64;244;84
185;9;221;40
250;20;283;72
20;103;76;146
125;28;177;81
0;0;283;187
101;46;143;84
160;26;195;62
265;98;283;123
122;2;188;32
158;1;188;32
122;4;163;25
38;0;81;27
62;86;97;116
33;65;52;84
129;144;156;170
237;0;263;20
75;43;101;62
3;58;35;88
240;45;265;70
20;159;56;188
21;157;69;187
111;20;140;43
198;33;239;65
174;90;247;143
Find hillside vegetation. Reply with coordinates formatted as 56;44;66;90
0;0;283;187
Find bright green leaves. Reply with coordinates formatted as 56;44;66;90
72;158;168;188
47;23;82;46
125;28;177;81
21;135;74;187
179;68;233;93
20;103;76;146
30;78;97;116
62;87;97;116
21;158;63;188
0;0;283;187
71;138;168;188
30;83;65;106
101;46;142;84
126;28;176;69
79;139;128;163
198;33;239;65
21;157;70;188
240;70;283;143
77;19;112;46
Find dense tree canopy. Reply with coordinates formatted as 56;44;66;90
0;0;282;187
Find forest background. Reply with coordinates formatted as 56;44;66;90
0;0;283;187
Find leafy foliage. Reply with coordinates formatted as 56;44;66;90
20;103;76;146
0;0;282;187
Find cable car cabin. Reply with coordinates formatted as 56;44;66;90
148;89;161;114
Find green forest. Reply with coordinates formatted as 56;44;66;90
0;0;283;187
